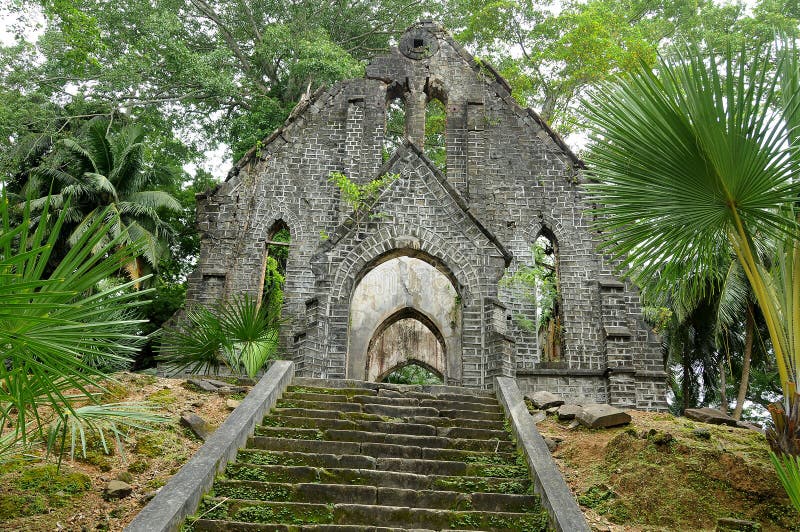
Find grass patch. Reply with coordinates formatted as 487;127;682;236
147;388;178;406
0;463;91;519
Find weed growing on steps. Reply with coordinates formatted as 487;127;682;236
235;450;303;466
215;482;292;502
232;502;334;525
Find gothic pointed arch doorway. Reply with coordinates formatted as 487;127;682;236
347;253;461;384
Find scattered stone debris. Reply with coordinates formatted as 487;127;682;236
187;378;219;393
530;411;546;424
186;377;252;398
684;407;739;427
203;378;231;388
543;436;558;452
735;420;763;433
115;471;134;483
218;386;249;395
693;428;712;440
556;404;582;420
527;391;564;410
576;404;631;429
717;517;762;531
226;399;241;410
180;412;213;441
105;480;133;500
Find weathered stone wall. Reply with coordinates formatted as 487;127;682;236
184;21;668;409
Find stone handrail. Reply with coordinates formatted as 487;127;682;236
495;376;590;532
125;360;295;532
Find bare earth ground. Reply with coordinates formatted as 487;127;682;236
0;372;235;531
538;410;800;531
3;376;799;531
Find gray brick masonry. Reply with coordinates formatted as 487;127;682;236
183;22;667;410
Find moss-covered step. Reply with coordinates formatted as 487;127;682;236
252;426;516;453
246;436;518;463
224;463;530;493
408;415;506;430
193;499;549;531
213;479;539;513
286;385;378;397
259;416;439;437
233;450;376;469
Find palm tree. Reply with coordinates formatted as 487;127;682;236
0;195;165;460
30;119;182;278
583;43;799;404
582;40;800;508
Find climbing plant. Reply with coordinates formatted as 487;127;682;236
328;171;399;226
501;239;562;361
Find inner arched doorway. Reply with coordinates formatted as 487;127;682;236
368;308;446;382
347;254;461;383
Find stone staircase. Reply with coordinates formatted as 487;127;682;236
186;379;549;531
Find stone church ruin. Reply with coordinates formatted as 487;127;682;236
184;22;667;410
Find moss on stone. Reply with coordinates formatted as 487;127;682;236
216;482;293;502
232;502;334;525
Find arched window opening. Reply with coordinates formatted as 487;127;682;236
381;360;444;385
499;228;563;365
534;229;562;363
424;97;446;174
384;96;406;161
262;220;290;314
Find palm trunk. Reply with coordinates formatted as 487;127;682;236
682;353;691;413
733;303;754;420
719;357;728;415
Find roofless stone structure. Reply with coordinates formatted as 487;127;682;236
184;21;667;410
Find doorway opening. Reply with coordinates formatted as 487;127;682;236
346;253;461;382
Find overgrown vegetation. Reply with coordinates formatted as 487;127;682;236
585;39;800;510
0;196;166;462
159;294;282;378
328;171;399;226
500;237;563;362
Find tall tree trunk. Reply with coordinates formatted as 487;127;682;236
733;303;755;420
682;353;691;414
719;357;728;415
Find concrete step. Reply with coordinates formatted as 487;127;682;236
269;408;504;429
262;415;438;436
271;408;386;422
224;463;530;492
438;408;505;421
213;480;538;512
252;426;515;453
418;399;503;414
290;378;495;398
287;385;378;397
275;400;442;418
192;520;479;531
281;393;503;414
194;500;547;531
410;416;505;430
246;436;518;463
